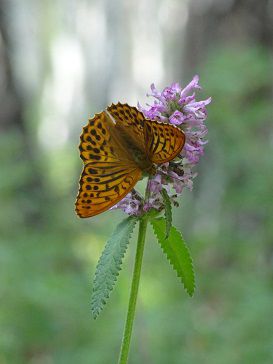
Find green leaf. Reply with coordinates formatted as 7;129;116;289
151;218;195;296
161;188;172;238
144;207;162;220
91;216;138;319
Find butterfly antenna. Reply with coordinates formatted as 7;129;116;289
105;110;117;125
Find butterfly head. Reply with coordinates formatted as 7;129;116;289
142;164;157;177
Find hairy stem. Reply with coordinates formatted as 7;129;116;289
118;216;148;364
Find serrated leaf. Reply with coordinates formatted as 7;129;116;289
161;188;172;238
151;218;195;296
91;216;138;319
144;207;162;220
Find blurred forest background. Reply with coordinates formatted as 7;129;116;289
0;0;273;363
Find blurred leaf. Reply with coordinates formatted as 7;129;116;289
91;216;138;319
151;218;195;296
161;188;172;238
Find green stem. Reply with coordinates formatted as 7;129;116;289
118;216;148;364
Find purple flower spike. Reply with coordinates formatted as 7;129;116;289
180;75;201;97
169;110;186;125
112;190;143;216
114;75;211;215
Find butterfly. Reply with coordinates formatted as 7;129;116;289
75;103;185;218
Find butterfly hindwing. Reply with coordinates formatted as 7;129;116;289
144;119;185;164
75;162;142;218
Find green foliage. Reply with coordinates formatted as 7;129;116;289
151;218;195;296
91;216;138;319
161;188;172;238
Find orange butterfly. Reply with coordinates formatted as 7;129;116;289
75;103;185;218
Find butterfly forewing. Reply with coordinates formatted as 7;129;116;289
80;112;132;164
107;103;146;152
144;119;185;164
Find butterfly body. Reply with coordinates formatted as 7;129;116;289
75;103;185;218
112;120;153;174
